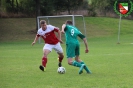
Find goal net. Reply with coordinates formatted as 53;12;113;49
37;15;87;43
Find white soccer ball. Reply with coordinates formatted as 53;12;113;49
57;67;66;74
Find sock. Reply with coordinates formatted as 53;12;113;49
72;61;82;67
58;56;63;63
80;61;85;64
42;57;47;67
80;61;91;73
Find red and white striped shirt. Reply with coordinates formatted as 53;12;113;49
37;25;59;44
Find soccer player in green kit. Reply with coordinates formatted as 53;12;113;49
61;20;91;74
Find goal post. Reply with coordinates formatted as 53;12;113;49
37;15;87;43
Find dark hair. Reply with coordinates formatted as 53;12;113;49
66;20;73;25
40;20;46;24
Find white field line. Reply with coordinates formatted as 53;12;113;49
84;53;133;56
103;53;132;56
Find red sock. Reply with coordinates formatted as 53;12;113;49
58;56;63;63
42;57;47;67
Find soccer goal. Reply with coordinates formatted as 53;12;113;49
37;15;87;43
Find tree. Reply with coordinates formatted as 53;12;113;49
89;0;117;16
0;0;1;7
40;0;54;15
35;0;40;16
53;0;83;14
15;0;18;14
35;0;40;30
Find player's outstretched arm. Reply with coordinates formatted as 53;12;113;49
61;24;66;34
83;38;89;53
57;29;63;44
32;35;39;46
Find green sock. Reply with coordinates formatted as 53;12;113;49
80;61;85;64
80;61;91;73
72;61;82;67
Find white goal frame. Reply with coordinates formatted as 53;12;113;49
37;15;87;43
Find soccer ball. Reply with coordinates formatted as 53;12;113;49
57;67;66;74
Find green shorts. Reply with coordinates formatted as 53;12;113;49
66;43;80;58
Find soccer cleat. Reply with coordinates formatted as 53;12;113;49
84;65;92;74
87;72;91;74
79;64;85;74
58;62;62;67
80;70;83;74
39;65;46;72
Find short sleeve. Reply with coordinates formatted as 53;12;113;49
37;29;41;37
49;25;55;29
37;30;40;34
78;32;85;39
49;25;59;32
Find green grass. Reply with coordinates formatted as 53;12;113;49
0;17;133;88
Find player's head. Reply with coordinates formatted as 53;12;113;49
40;20;47;25
40;20;47;30
65;20;73;25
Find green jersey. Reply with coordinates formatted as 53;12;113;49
64;25;85;44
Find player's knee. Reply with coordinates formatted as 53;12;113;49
67;58;73;65
61;54;64;58
59;53;64;58
68;61;72;65
43;53;48;58
68;62;71;65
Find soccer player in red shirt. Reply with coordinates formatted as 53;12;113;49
32;20;64;71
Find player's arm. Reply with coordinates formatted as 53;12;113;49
83;38;89;53
32;34;40;46
54;27;63;43
61;24;66;34
78;33;89;53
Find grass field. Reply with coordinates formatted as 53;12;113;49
0;17;133;88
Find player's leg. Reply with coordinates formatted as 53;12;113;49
80;61;92;74
68;58;85;74
74;43;83;64
75;44;91;74
67;44;84;74
57;53;64;67
53;42;64;67
68;58;84;67
75;56;91;74
40;44;53;72
74;56;84;74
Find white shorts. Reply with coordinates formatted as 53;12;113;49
43;42;63;53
